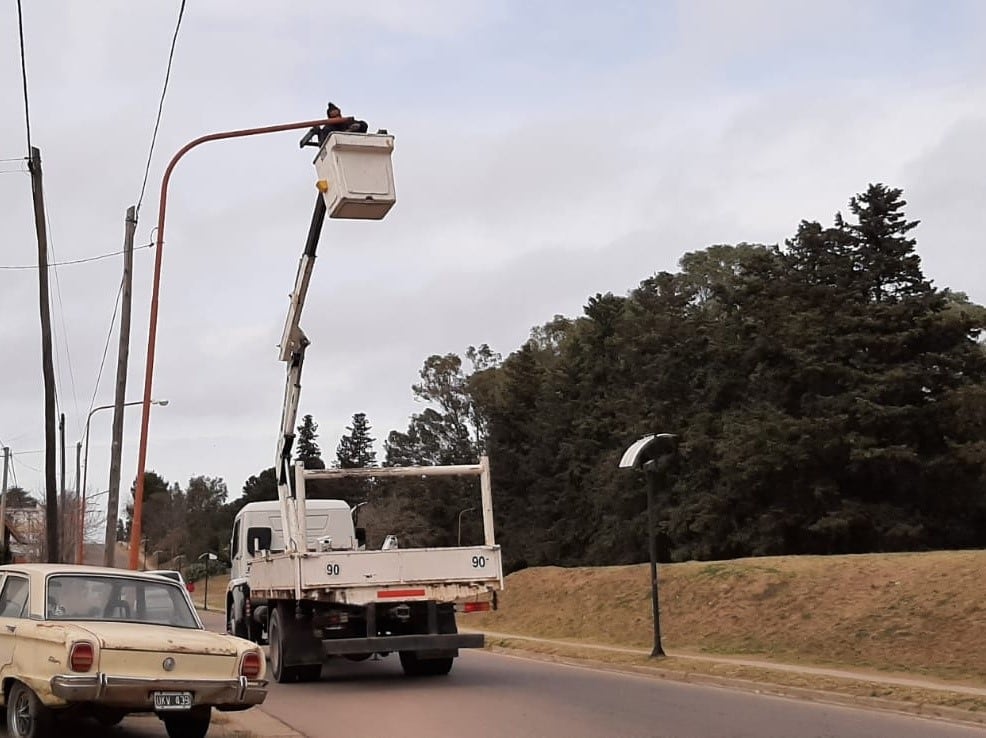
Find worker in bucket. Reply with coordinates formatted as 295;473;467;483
299;102;368;148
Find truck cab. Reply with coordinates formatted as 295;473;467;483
230;500;365;582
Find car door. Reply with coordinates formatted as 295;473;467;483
0;573;30;672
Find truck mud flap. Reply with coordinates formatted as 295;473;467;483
321;633;484;655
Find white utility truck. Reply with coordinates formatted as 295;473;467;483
225;118;503;682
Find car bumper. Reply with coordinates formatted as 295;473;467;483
49;674;267;710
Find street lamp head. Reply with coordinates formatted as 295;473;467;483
152;399;169;407
619;433;677;470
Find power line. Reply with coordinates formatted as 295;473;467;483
136;0;187;214
83;276;125;437
12;455;39;475
16;0;32;153
0;242;153;270
45;212;81;432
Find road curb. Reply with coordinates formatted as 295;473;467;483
215;707;305;738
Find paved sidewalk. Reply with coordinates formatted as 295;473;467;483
465;628;986;697
214;709;303;738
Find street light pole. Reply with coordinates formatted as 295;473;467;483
198;552;218;610
642;460;664;657
458;507;475;547
80;399;167;564
619;433;678;658
129;115;355;570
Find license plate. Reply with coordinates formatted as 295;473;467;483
153;691;192;711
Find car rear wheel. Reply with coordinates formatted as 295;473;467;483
7;682;54;738
162;706;211;738
94;708;126;727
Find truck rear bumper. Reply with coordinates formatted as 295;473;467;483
321;633;484;655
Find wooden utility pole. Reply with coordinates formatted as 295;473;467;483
1;446;9;563
104;206;136;568
29;146;59;564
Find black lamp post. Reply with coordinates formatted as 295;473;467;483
198;552;218;610
619;433;678;658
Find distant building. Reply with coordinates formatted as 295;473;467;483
4;507;45;562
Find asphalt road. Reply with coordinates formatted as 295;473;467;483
233;649;986;738
6;609;979;738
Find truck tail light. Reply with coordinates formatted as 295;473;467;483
240;651;262;679
69;642;94;672
463;601;491;613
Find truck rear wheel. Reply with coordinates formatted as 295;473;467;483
269;607;322;683
269;608;294;683
399;651;454;677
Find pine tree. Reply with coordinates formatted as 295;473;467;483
336;413;377;468
296;414;325;470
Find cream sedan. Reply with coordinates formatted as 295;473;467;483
0;564;266;738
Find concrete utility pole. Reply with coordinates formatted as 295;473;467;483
1;446;9;562
59;412;66;561
30;146;59;563
75;441;82;563
104;206;136;568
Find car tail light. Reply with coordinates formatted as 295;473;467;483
463;601;491;613
240;651;262;678
70;642;94;672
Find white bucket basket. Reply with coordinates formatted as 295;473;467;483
313;132;396;220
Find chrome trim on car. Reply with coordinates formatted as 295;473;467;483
50;673;267;708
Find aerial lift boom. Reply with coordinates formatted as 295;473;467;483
274;195;326;556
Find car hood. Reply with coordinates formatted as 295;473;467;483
72;622;241;656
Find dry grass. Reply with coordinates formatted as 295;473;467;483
463;551;986;684
192;573;229;613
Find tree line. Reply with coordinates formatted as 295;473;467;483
121;184;986;574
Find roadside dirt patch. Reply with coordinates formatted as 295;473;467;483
465;551;986;684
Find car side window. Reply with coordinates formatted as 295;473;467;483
231;519;241;559
0;576;30;619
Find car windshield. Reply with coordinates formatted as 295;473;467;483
45;574;199;628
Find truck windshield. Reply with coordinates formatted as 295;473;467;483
46;574;199;628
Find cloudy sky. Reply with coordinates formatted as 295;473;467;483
2;1;985;516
